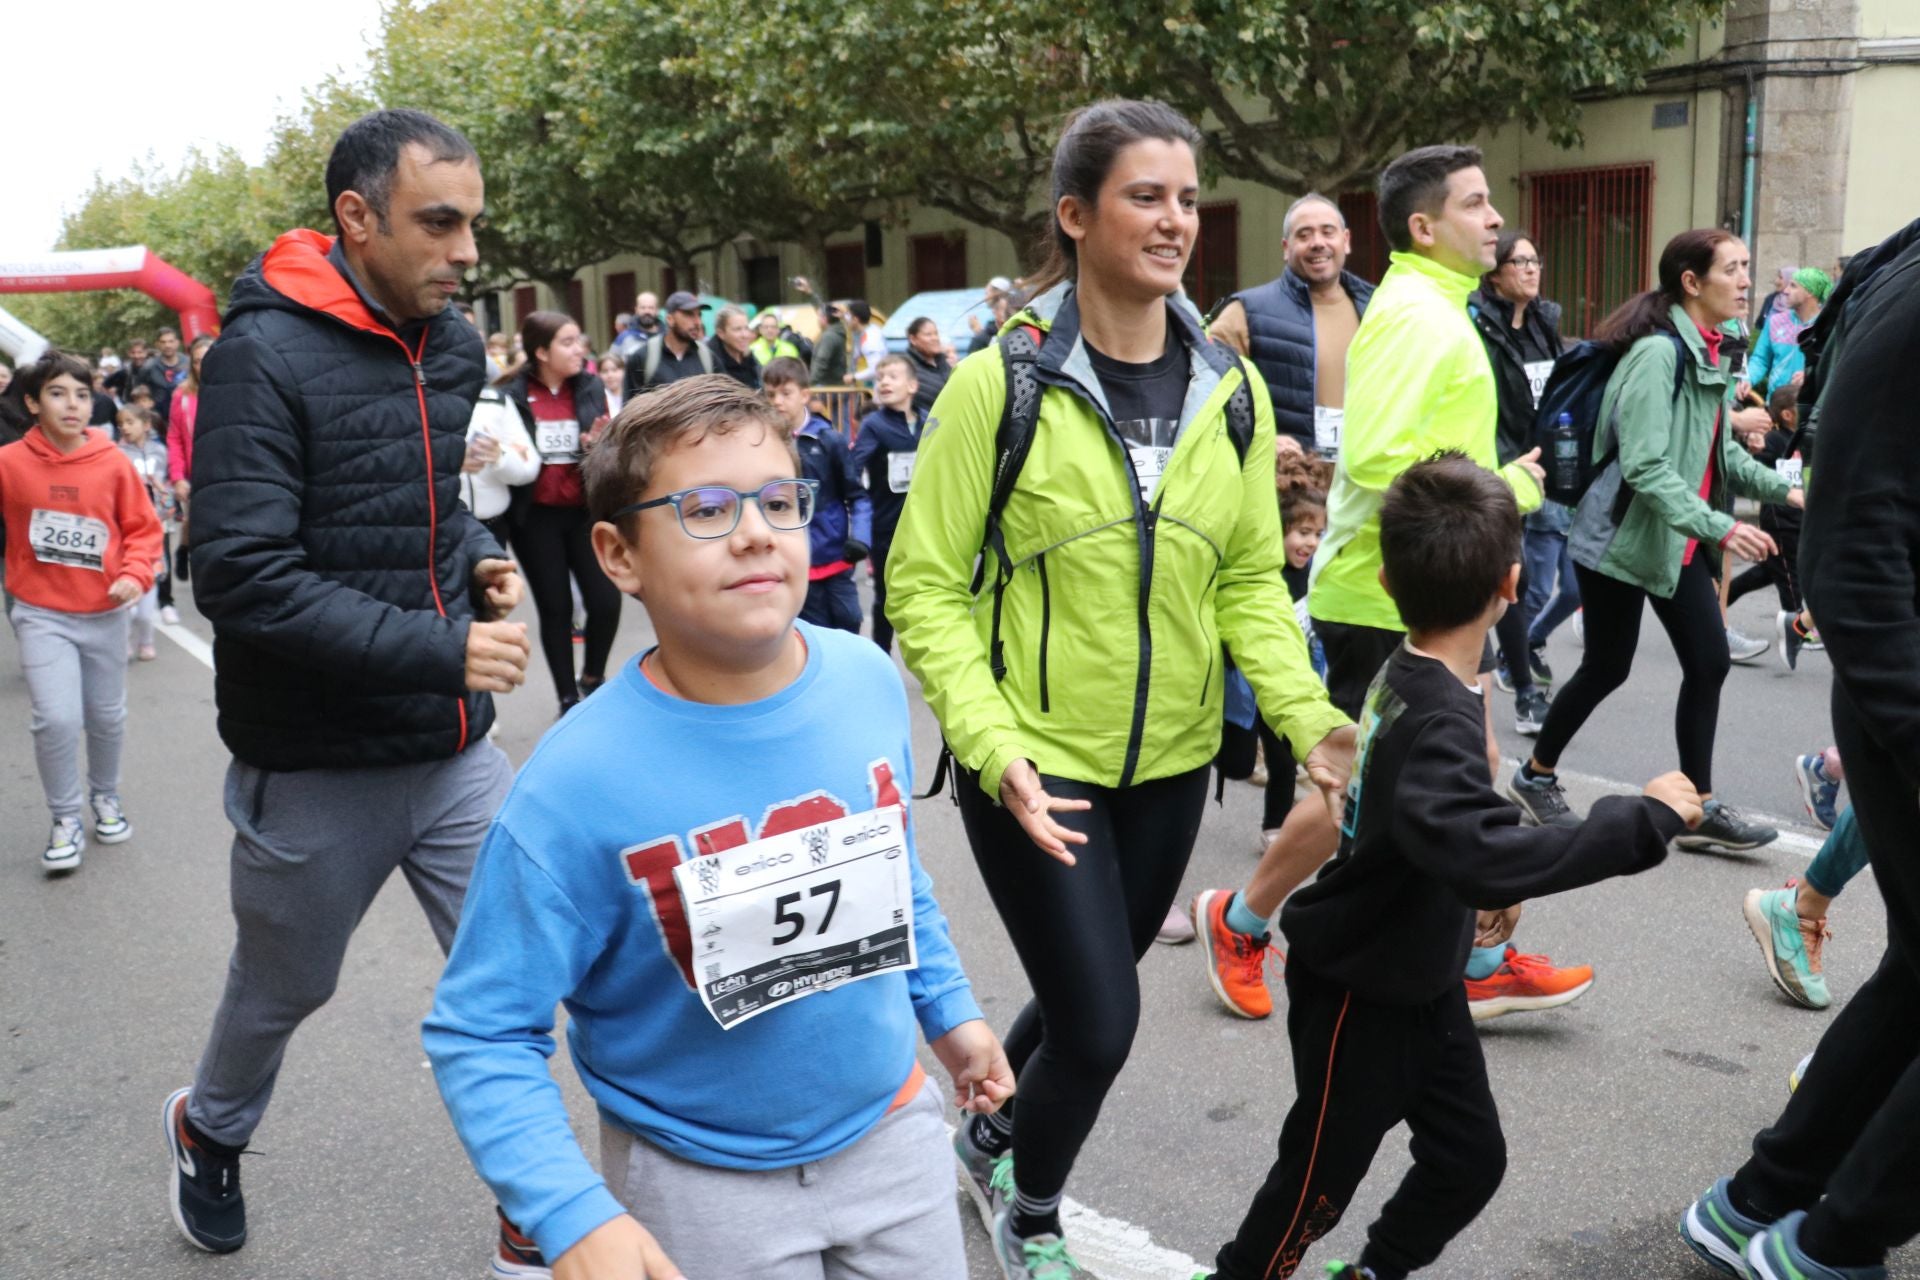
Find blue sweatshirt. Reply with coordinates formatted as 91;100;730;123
423;623;982;1260
851;405;923;546
795;412;873;567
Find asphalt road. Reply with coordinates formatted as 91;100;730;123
1;573;1908;1280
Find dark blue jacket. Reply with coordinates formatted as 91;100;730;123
795;413;873;568
850;406;923;545
190;230;498;770
1233;268;1375;449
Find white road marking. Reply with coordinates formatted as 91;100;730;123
157;620;214;669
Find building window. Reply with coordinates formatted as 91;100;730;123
513;285;537;329
606;270;636;338
1336;191;1391;286
1181;203;1239;314
1524;163;1654;337
742;255;783;309
910;232;969;293
825;243;867;300
567;280;586;332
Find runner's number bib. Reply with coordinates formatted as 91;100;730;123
1775;457;1803;488
29;510;109;572
1524;360;1555;409
535;418;581;464
673;806;918;1029
1313;405;1343;457
887;450;917;494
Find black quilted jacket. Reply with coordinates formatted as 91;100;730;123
189;230;500;770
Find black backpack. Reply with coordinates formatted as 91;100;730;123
920;322;1257;799
1532;330;1687;506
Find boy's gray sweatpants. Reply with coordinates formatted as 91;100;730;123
186;740;513;1146
598;1079;967;1280
9;600;131;820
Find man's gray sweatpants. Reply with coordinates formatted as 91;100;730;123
9;600;131;821
187;739;513;1146
597;1080;967;1279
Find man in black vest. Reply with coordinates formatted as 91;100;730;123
1210;193;1375;458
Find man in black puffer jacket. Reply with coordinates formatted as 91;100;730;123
164;109;530;1259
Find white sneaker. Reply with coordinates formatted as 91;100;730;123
1155;902;1196;945
43;817;84;874
160;606;181;625
1727;627;1769;664
91;793;132;844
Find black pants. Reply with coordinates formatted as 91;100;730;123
1531;552;1728;793
156;527;175;609
956;764;1210;1204
1726;504;1803;614
800;567;862;633
1212;964;1506;1280
1491;563;1533;694
515;504;622;703
1315;619;1405;720
1727;680;1920;1266
1256;716;1292;830
869;537;896;654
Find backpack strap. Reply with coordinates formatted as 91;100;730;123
698;340;715;375
1218;346;1255;464
977;323;1045;683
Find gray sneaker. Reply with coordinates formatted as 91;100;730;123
1507;767;1580;827
954;1121;1014;1235
1676;799;1778;852
1727;628;1769;664
43;816;84;875
992;1209;1096;1279
1514;687;1551;736
91;793;131;844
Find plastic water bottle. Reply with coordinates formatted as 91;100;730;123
1551;412;1579;494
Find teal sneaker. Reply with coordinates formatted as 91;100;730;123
1742;886;1833;1009
1680;1176;1772;1276
1747;1210;1888;1279
954;1121;1014;1235
991;1209;1096;1279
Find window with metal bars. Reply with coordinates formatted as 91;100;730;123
1336;191;1391;286
1181;202;1239;313
1523;164;1654;338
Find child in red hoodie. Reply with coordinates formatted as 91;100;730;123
0;350;163;874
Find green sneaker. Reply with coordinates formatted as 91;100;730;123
991;1209;1096;1279
954;1121;1014;1234
1742;886;1832;1009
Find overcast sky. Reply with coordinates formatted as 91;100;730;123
2;0;389;255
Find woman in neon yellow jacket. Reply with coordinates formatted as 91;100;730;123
885;99;1353;1278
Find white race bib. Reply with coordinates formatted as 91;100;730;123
29;509;110;572
673;806;918;1030
1524;360;1556;409
535;418;580;464
887;450;917;494
1313;405;1343;456
1775;457;1804;487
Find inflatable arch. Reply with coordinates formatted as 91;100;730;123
0;302;50;364
0;247;220;345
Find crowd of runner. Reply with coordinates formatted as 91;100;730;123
1;100;1913;1280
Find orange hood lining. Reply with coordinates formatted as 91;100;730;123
260;229;391;339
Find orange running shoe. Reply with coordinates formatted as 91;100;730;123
1463;947;1593;1022
1193;889;1281;1019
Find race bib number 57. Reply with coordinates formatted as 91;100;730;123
672;805;918;1029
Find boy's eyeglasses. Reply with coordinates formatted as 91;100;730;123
614;479;819;540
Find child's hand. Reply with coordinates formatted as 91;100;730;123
107;576;142;605
1303;723;1357;828
1643;771;1704;828
931;1019;1016;1116
552;1214;685;1280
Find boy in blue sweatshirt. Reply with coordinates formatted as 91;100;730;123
850;354;923;654
424;375;1011;1279
761;356;872;635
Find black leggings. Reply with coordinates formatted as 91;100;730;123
514;503;622;703
869;539;895;654
1491;563;1533;694
1726;504;1803;614
956;763;1210;1203
1531;552;1729;792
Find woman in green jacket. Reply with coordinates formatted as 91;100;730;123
1512;229;1803;848
886;99;1353;1279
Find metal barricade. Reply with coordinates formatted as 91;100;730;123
810;385;869;437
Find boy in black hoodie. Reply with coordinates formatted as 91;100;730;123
1203;454;1702;1280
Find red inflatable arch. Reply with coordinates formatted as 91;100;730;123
0;246;221;341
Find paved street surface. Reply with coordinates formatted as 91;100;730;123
2;573;1909;1279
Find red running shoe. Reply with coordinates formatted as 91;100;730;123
1464;947;1593;1022
1193;889;1282;1019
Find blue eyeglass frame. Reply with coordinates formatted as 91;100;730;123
612;478;820;539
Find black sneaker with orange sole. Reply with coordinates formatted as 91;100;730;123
162;1087;246;1254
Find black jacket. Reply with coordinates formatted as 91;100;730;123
190;229;500;771
906;347;953;417
1232;268;1375;450
1469;291;1564;464
709;335;762;390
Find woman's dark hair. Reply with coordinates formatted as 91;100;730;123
1593;228;1740;351
1026;99;1204;297
181;333;217;397
1479;230;1537;298
517;310;577;385
907;316;937;338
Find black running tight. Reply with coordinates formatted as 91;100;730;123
956;763;1210;1203
514;503;622;703
1530;552;1729;793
